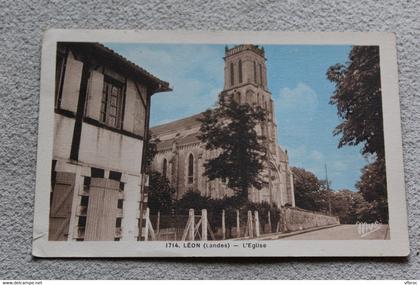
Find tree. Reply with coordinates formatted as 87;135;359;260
174;191;211;215
143;130;160;174
291;167;325;212
147;171;174;214
198;97;267;203
327;46;388;222
327;46;384;158
356;157;388;222
330;189;373;224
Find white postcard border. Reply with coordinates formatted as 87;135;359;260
33;29;409;257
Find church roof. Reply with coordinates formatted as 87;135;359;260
150;112;205;150
150;112;205;136
156;133;201;150
58;42;172;94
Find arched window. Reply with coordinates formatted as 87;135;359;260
253;61;257;83
230;62;234;86
188;154;194;184
234;91;240;103
246;90;254;104
238;60;243;84
162;158;167;178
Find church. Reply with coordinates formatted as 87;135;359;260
150;44;295;207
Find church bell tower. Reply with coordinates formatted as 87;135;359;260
219;44;294;207
221;44;277;152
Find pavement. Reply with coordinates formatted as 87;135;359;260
257;224;390;240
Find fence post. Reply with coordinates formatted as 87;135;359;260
236;210;240;238
222;209;226;240
268;211;272;234
201;209;208;241
189;209;195;241
247;210;254;238
254;211;260;237
144;207;150;241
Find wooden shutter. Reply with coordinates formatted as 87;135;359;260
49;172;76;241
132;88;145;136
123;80;146;135
60;54;83;113
84;178;120;241
85;70;104;121
122;82;134;133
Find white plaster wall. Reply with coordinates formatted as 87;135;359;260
121;173;141;241
78;122;143;175
60;52;83;113
53;114;74;160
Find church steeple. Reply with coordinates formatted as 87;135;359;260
223;45;267;90
220;44;277;155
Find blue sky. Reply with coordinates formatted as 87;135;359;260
106;43;367;191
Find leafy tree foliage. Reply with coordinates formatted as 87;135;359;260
330;189;374;224
198;97;267;203
143;130;160;173
147;171;174;214
327;46;388;222
327;46;384;157
356;158;388;222
291;167;327;212
292;167;379;223
173;191;211;215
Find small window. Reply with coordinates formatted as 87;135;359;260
83;177;91;187
259;63;263;85
116;217;122;228
109;171;122;181
78;216;86;227
91;167;104;178
188;154;194;184
238;60;243;84
80;196;89;207
162;158;168;178
117;199;123;209
100;77;124;129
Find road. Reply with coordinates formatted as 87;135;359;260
258;224;390;240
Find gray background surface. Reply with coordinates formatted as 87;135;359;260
0;0;419;280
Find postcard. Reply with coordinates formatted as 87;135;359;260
32;30;409;257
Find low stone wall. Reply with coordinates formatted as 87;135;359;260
282;207;339;232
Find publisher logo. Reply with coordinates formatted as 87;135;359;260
356;221;381;237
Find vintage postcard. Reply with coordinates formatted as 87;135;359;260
32;30;409;257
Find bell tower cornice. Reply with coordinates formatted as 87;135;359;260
224;44;266;59
223;44;268;91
